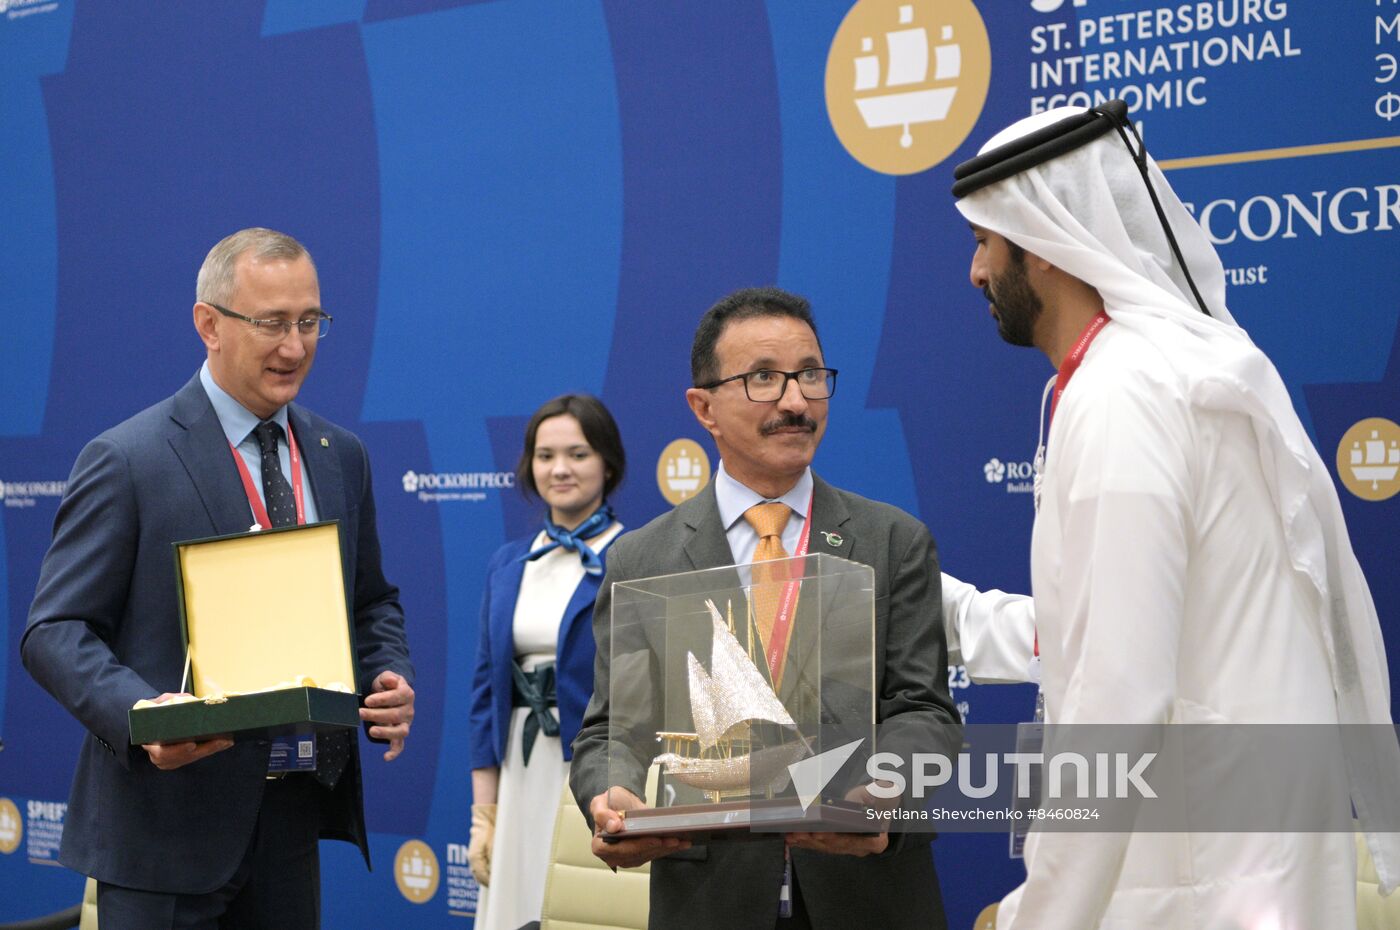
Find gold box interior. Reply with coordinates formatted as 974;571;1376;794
178;522;355;697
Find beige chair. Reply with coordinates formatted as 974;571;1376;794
1355;828;1400;930
79;878;97;930
539;784;651;930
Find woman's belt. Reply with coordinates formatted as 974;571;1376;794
510;661;559;765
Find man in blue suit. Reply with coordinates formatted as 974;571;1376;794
22;228;415;929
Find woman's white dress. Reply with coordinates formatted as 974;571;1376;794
477;522;621;930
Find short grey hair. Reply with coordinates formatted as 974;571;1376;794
195;228;316;306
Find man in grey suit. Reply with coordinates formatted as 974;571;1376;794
570;287;961;930
23;228;415;929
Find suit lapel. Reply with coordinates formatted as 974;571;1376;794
778;476;854;704
680;482;734;572
677;483;753;682
289;406;344;523
167;376;259;537
806;475;855;562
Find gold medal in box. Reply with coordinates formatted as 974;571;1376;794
128;521;362;745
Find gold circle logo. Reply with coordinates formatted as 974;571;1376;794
0;798;21;855
1337;417;1400;502
393;839;440;903
826;0;991;176
656;438;711;506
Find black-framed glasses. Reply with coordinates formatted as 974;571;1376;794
698;367;838;402
207;303;332;340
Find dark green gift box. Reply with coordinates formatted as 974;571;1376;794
128;521;362;746
128;686;361;745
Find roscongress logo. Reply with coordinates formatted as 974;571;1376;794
656;439;711;506
0;798;20;855
394;839;440;904
1184;185;1400;246
1337;418;1400;502
983;457;1033;494
825;0;991;175
401;469;513;503
1;478;66;509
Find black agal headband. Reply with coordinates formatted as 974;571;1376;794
952;100;1212;317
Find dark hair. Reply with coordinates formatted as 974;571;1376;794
516;394;626;500
691;286;822;386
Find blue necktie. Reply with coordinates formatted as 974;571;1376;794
253;421;297;527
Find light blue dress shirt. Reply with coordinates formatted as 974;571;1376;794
713;461;813;566
198;361;320;527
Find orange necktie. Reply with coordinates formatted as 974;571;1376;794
744;501;792;665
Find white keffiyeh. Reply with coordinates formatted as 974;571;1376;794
957;105;1400;894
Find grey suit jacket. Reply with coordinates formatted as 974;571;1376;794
571;475;960;930
22;373;413;894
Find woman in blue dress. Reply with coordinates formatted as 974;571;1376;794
467;394;626;930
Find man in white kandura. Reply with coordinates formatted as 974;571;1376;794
952;102;1399;929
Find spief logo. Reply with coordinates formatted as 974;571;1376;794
825;0;990;175
0;798;20;854
394;839;440;904
657;438;711;506
1337;418;1400;502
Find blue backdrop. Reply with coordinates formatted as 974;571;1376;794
2;1;1397;926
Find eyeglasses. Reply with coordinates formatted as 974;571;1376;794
207;303;332;340
698;367;838;402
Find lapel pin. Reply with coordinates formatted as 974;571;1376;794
320;437;329;447
820;531;843;548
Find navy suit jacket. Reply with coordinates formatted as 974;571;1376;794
469;532;615;770
22;373;413;894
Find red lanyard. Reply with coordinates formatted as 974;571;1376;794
764;488;815;685
1049;310;1111;426
1033;310;1111;660
228;422;306;529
